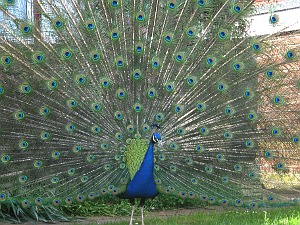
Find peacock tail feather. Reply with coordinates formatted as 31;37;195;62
0;0;299;221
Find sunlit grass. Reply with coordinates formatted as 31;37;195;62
69;206;300;225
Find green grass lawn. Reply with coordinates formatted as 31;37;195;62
71;207;300;225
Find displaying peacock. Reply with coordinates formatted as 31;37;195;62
0;0;300;224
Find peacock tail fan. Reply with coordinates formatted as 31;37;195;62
0;0;299;221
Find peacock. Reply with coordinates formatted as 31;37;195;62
0;0;300;224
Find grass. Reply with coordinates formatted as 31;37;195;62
70;207;300;225
62;194;198;217
61;194;300;224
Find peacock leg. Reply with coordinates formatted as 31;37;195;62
140;198;146;225
129;198;135;225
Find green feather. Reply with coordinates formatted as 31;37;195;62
124;139;149;180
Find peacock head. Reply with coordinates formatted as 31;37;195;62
152;133;161;143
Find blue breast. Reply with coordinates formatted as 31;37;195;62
120;142;157;199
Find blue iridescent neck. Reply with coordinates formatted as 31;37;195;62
120;141;157;199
